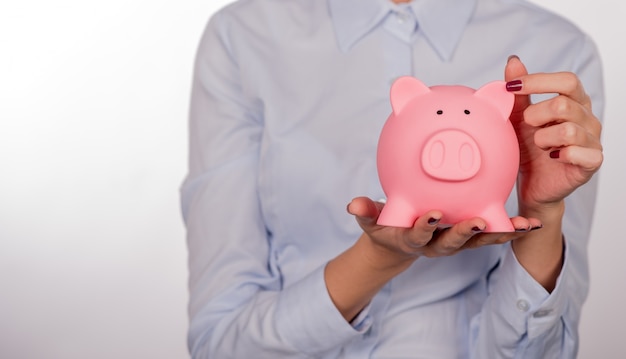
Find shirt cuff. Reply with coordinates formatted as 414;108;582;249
275;263;372;355
489;241;570;340
350;302;373;331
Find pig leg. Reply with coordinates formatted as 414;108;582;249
376;197;419;228
478;205;515;232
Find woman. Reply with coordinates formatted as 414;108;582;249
181;0;603;357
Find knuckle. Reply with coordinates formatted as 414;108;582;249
584;93;593;107
439;241;460;253
590;116;603;137
405;236;429;249
495;235;512;244
413;239;429;248
593;150;604;168
474;237;491;247
560;122;578;144
551;95;572;117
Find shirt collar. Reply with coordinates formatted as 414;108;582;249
328;0;477;61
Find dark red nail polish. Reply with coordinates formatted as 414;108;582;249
530;225;543;231
550;150;560;159
471;226;484;233
506;80;522;92
507;54;520;62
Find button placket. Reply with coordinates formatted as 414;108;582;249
383;8;417;44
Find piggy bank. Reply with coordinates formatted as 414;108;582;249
376;76;518;232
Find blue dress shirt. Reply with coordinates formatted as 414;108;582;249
181;0;604;357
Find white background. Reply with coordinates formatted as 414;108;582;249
0;1;623;358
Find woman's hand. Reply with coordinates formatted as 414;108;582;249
327;57;604;322
502;56;603;291
325;196;541;322
347;197;541;264
505;56;603;214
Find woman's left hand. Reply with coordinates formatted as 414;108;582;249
505;56;603;214
502;56;603;291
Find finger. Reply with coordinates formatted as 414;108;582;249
507;71;591;109
400;210;444;250
460;216;542;250
462;231;520;251
426;218;487;255
504;55;531;113
523;95;601;136
549;146;604;172
414;210;444;230
347;197;383;225
510;216;543;233
534;121;602;151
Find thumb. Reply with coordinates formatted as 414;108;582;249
505;55;531;114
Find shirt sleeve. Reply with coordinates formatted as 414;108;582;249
181;11;368;358
469;242;571;358
468;34;604;359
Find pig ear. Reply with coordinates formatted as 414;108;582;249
474;81;515;120
390;76;430;115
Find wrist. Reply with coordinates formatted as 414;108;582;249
356;233;417;274
324;233;416;322
518;199;565;223
513;200;564;292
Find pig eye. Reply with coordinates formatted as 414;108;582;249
436;110;443;115
464;110;471;115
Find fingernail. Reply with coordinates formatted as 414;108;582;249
428;217;440;225
550;150;560;159
515;227;530;232
507;54;520;62
472;226;484;234
530;224;543;231
506;79;522;92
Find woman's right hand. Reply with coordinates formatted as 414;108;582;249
324;196;542;322
347;196;541;266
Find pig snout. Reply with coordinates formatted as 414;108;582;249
421;130;481;181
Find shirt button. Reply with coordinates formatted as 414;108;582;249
516;299;530;312
396;12;409;24
533;309;553;318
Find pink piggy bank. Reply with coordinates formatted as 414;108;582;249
376;76;518;232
